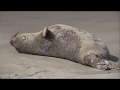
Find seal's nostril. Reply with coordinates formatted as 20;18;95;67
10;40;13;46
10;32;19;46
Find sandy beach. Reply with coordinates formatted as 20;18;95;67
0;11;119;79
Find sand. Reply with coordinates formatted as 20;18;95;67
0;11;119;79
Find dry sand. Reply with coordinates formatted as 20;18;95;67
0;11;119;79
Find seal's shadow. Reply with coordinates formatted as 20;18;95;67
109;55;119;62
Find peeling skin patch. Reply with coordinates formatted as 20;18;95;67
57;30;81;61
60;30;81;49
93;35;103;43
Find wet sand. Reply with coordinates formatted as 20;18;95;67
0;11;119;79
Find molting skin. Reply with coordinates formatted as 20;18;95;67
10;24;119;70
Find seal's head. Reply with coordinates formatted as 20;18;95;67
10;27;55;54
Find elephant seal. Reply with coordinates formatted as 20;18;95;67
10;24;119;70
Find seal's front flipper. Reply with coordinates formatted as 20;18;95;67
95;60;118;70
82;54;119;70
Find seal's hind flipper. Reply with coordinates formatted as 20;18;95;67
82;54;119;70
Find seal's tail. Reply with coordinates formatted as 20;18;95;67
81;54;120;70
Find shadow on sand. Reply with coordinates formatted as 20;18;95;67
109;55;119;62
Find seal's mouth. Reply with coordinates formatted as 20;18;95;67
10;32;19;46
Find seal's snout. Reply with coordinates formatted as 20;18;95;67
10;39;13;46
10;36;16;46
10;32;19;46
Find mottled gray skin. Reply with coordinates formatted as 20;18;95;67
10;24;118;70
